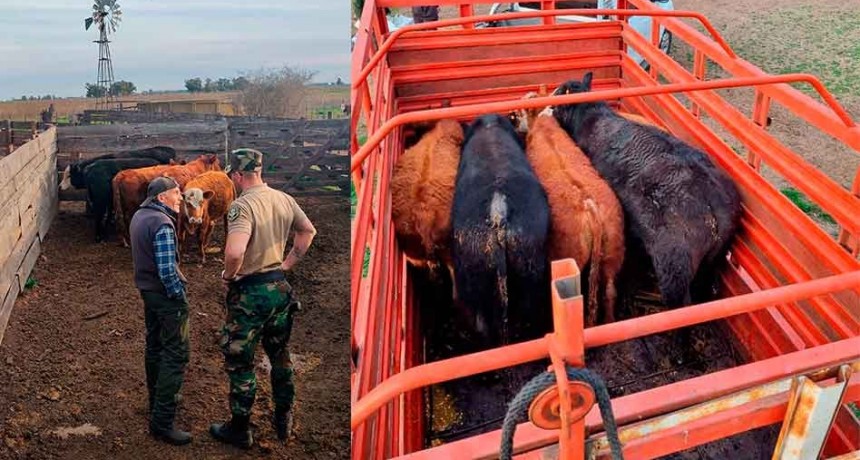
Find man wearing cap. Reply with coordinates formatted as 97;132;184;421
210;148;317;449
129;176;192;446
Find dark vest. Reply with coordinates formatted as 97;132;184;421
130;204;178;294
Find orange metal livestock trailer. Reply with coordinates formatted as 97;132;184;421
350;0;860;458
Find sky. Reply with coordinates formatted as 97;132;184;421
0;0;350;100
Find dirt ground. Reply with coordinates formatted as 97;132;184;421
0;195;349;459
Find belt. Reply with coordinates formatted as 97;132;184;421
234;270;286;287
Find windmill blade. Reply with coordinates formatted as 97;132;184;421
84;17;94;30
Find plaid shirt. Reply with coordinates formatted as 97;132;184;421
151;203;185;299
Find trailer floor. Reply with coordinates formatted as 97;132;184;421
415;264;780;459
0;197;350;459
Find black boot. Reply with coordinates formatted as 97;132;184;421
272;408;293;442
150;425;193;446
210;414;253;449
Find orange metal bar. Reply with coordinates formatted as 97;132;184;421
624;0;860;152
588;375;860;459
353;9;737;91
460;4;474;28
389;21;623;53
549;259;586;459
397;337;860;459
741;212;860;338
351;73;857;172
390;50;622;85
691;49;705;118
352;270;860;429
732;238;830;346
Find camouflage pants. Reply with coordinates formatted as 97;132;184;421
142;291;190;430
220;279;298;417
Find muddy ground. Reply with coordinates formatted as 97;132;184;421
0;195;349;459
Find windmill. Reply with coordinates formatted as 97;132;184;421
85;0;122;110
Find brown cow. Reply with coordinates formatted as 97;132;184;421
112;154;221;247
514;91;626;328
178;171;235;263
391;119;463;293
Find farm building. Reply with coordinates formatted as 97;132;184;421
133;98;239;116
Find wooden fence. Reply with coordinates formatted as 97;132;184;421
229;119;349;196
78;109;228;125
56;120;229;170
56;118;349;198
0;127;59;344
0;121;50;156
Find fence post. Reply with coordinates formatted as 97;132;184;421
4;120;12;154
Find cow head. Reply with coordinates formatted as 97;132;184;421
464;114;524;151
511;84;550;135
59;165;72;191
204;153;222;171
553;71;593;97
182;188;215;230
552;72;603;136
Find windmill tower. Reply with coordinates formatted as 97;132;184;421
85;0;122;110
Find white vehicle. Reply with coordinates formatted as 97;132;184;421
483;0;674;68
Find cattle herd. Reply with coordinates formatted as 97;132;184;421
391;72;743;351
60;146;234;261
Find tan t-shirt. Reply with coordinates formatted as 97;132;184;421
226;184;311;276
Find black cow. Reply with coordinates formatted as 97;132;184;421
551;72;742;308
84;157;162;243
60;146;176;191
451;114;552;350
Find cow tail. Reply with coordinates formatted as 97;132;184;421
584;199;603;327
490;192;509;345
112;175;126;246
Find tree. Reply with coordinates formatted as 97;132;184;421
111;80;137;96
236;65;317;118
85;83;106;98
232;77;250;91
352;0;365;21
213;78;232;92
185;78;203;92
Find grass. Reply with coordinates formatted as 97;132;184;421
362;246;371;278
24;275;37;291
852;403;860;419
0;91;240;121
0;85;349;121
780;187;836;225
730;6;860;98
351;180;357;219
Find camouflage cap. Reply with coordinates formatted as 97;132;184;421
225;148;263;174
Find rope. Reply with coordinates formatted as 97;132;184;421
499;367;623;460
